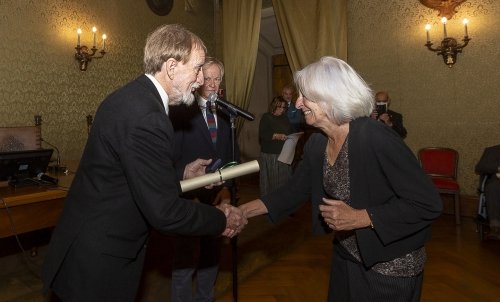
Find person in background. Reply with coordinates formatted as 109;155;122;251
169;57;239;302
475;144;500;240
370;91;407;138
241;56;442;302
258;96;292;196
282;84;304;133
41;24;246;302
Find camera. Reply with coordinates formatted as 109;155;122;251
375;103;387;118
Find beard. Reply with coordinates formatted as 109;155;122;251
182;83;201;105
181;90;196;106
170;83;199;106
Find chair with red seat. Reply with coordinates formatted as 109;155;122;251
418;147;461;224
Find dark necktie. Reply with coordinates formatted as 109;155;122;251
206;101;217;144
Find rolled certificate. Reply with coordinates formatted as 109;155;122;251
180;160;260;192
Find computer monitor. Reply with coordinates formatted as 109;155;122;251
0;148;53;187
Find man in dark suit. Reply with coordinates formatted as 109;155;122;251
169;57;239;302
371;91;407;138
41;24;246;302
475;144;500;239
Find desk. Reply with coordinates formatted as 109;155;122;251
0;174;72;239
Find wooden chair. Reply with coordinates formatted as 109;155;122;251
0;125;41;152
418;147;461;224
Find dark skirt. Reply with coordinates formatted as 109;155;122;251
328;246;423;302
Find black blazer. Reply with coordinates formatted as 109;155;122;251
42;75;226;299
169;100;240;203
475;145;500;175
262;117;442;267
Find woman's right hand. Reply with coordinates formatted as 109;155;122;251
272;133;288;141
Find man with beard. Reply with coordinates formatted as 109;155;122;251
41;24;246;302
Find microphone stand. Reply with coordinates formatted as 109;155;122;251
216;95;254;302
226;105;240;302
41;138;66;175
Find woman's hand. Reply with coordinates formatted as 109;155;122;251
272;133;288;141
319;198;372;231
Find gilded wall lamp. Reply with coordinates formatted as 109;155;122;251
74;27;107;71
424;17;470;67
419;0;471;67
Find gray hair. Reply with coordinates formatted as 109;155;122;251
294;56;373;125
144;24;207;75
203;57;224;78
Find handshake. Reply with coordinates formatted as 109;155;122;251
216;204;248;238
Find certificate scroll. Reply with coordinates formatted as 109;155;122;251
180;160;260;192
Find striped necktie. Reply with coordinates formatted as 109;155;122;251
206;101;217;144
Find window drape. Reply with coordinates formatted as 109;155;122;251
222;0;262;131
272;0;347;72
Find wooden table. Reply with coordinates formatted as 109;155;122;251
0;174;72;239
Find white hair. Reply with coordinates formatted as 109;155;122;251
294;56;374;124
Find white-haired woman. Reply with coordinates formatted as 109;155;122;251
240;56;442;302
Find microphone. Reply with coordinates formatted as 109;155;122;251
208;93;255;121
36;172;58;185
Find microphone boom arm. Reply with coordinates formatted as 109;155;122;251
208;93;255;121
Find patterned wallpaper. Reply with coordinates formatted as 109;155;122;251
347;0;500;195
0;0;214;162
1;0;498;195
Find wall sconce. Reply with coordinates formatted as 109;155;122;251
424;17;471;68
75;27;107;71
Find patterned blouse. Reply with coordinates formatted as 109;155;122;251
323;137;426;277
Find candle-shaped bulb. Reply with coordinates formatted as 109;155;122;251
102;34;107;51
92;26;97;48
425;24;431;42
463;18;469;37
77;28;82;47
441;17;448;38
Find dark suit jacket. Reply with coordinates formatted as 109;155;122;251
169;99;240;203
475;145;500;175
387;109;407;138
41;75;226;301
262;117;442;267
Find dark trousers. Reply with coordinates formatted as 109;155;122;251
328;247;423;302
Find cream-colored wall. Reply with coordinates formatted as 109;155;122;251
0;0;214;162
347;0;500;195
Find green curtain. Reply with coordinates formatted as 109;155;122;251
222;0;262;131
272;0;347;72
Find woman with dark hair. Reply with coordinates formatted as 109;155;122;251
258;96;292;195
241;56;442;302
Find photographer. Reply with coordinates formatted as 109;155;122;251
370;91;407;138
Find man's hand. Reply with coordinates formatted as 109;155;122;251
217;204;247;238
378;112;393;126
183;158;212;180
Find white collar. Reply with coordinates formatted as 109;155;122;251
145;73;169;115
